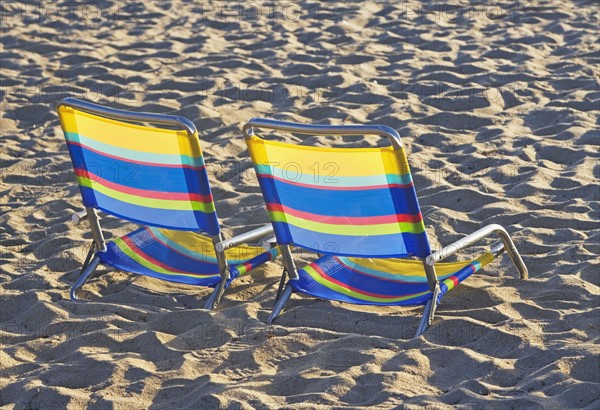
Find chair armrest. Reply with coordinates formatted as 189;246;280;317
425;223;528;279
215;224;274;252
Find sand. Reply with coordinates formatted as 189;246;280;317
1;0;599;408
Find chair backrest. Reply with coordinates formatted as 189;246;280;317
57;98;220;235
244;118;431;258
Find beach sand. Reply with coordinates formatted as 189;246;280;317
1;1;599;408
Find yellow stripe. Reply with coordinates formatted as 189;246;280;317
347;257;474;278
246;135;410;178
113;238;217;278
269;211;425;235
304;265;429;303
156;229;266;262
58;106;201;157
58;106;78;138
476;251;495;267
78;176;215;213
382;145;412;185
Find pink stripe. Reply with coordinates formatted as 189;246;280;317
121;235;214;276
75;168;213;203
145;228;217;265
267;203;423;225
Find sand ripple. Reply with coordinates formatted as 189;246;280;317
1;0;598;408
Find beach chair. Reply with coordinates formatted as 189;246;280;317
243;118;528;336
57;98;278;309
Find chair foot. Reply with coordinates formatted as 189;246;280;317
204;276;228;310
70;255;101;301
268;284;292;324
414;284;441;337
273;269;287;307
415;299;433;337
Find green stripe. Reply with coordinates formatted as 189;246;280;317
442;278;456;292
78;177;216;213
268;211;425;235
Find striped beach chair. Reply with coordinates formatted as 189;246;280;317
243;118;528;336
57;98;278;309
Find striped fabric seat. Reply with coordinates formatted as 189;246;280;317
293;252;495;306
57;99;278;307
100;227;279;287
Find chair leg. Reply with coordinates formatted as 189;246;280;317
268;283;293;324
204;275;228;310
273;269;287;307
415;298;433;337
81;241;97;271
414;284;441;337
70;255;101;301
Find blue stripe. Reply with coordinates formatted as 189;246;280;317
297;255;432;298
126;228;221;274
67;142;213;196
292;268;432;307
272;222;430;258
65;132;205;168
81;187;220;234
99;243;222;287
257;175;421;217
148;228;256;265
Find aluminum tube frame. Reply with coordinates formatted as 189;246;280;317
426;224;528;279
415;298;434;337
262;236;277;251
242;117;402;149
204;233;229;310
70;255;101;301
86;207;106;252
69;208;106;301
57;97;197;136
279;245;299;281
215;224;274;252
72;209;88;224
268;284;293;324
266;245;298;323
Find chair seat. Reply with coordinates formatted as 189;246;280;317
98;226;276;287
292;252;495;306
